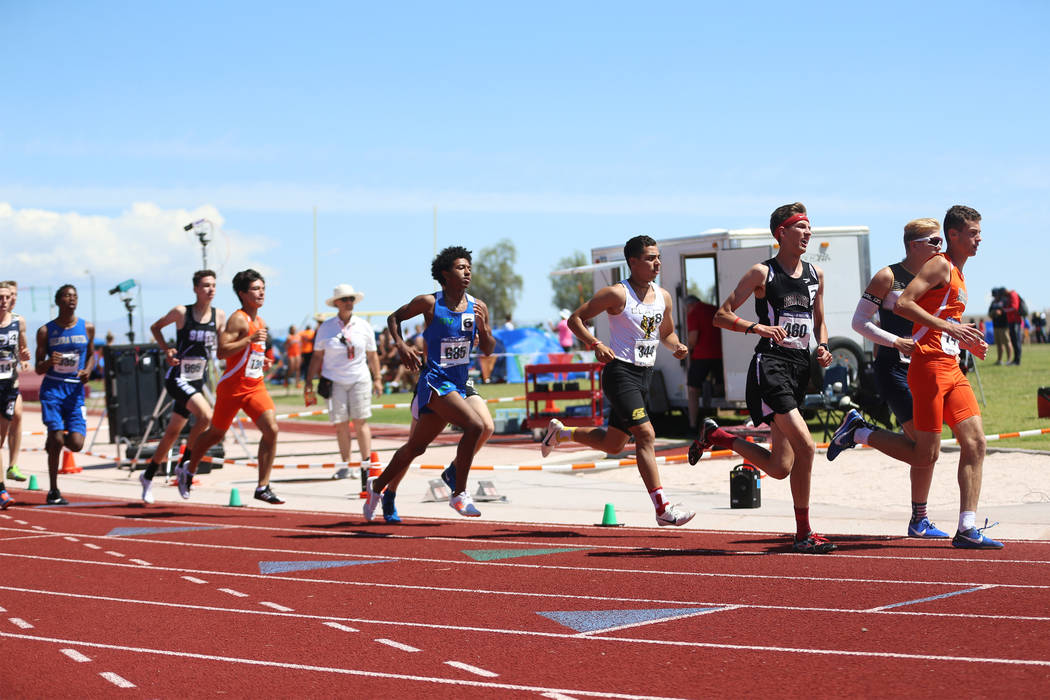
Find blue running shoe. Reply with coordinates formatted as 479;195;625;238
827;409;867;461
952;519;1004;549
908;517;949;539
440;462;456;491
381;491;401;524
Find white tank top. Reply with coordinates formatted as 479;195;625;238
608;280;665;366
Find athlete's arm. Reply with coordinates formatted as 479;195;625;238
713;263;786;343
657;289;688;359
568;284;625;363
17;316;30;366
388;294;435;372
33;325;50;375
214;309;227;336
150;305;186;366
78;323;96;382
812;267;832;369
217;312;251;360
851;267;914;355
897;256;986;353
473;299;496;356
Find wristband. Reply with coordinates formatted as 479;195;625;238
589;340;602;350
818;342;830;351
745;323;758;335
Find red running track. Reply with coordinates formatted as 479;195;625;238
1;488;1048;698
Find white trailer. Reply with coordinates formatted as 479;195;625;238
557;226;872;410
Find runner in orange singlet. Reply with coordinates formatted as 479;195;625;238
828;205;1001;549
176;269;284;505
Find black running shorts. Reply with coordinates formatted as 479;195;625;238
601;358;652;433
745;352;809;426
874;354;913;425
0;382;17;421
164;374;205;419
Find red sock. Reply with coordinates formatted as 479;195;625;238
793;507;811;540
709;428;737;450
649;487;668;515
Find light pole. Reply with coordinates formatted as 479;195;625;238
84;269;96;327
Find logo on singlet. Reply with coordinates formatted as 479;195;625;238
640;314;661;339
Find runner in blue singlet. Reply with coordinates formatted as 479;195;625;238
34;285;95;506
362;246;495;522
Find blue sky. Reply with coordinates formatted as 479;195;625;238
2;1;1047;339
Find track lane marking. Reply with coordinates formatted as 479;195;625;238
63;537;79;542
218;588;249;598
99;671;136;688
129;559;152;566
82;543;101;550
323;622;358;632
0;631;690;699
866;585;994;612
9;618;33;629
1;586;1048;665
182;576;208;584
375;638;420;652
60;648;92;662
573;606;740;637
104;551;125;558
259;601;293;612
446;660;498;677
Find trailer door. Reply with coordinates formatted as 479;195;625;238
717;245;773;402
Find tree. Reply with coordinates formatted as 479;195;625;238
471;238;523;323
550;251;594;314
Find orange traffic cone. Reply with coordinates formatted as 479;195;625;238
360;451;381;498
59;450;81;474
544;397;557;413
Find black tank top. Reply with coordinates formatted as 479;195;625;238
754;258;819;365
0;314;19;386
876;262;915;365
167;305;217;381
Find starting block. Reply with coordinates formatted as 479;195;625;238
424;479;451;503
473;480;507;503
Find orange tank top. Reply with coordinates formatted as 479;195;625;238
218;309;267;389
911;253;966;365
300;328;315;354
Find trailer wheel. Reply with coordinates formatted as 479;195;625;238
825;338;865;387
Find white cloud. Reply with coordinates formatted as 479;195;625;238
0;202;276;287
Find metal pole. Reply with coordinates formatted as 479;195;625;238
433;205;438;291
312;206;318;316
84;269;96;328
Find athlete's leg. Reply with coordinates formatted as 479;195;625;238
954;414;985;511
372;411;447;493
45;430;64;492
627;420;660;491
252;409;279;488
465;394;494;451
425;391;485;493
148;414;188;476
8;394;22;468
561;425;631;455
183;425;226;475
686;385;700;431
769;410;815;507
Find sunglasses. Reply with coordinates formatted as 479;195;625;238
337;296;356;302
909;236;942;247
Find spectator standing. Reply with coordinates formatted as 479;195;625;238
299;322;315;381
285;325;302;388
685;294;723;433
1004;288;1023;365
304;284;382;474
555;309;574;351
988;288;1012;365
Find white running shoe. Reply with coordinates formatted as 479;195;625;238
332;467;351;480
540;418;565;458
174;465;192;500
449;492;481;517
139;472;155;505
362;477;382;521
656;503;696;527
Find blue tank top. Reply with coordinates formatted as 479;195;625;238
421;291;476;388
45;318;90;384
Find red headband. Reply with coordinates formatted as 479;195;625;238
775;214;809;234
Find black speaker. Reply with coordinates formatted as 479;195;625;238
730;463;761;509
103;343;167;442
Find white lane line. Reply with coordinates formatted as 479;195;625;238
129;559;152;567
1;631;689;699
63;536;80;542
9;618;33;629
99;671;136;688
218;588;249;598
375;638;420;652
0;514;10;519
445;660;499;677
0;605;5;612
60;648;92;662
542;693;580;700
259;601;293;612
83;543;101;550
323;622;358;632
14;520;28;525
30;525;47;531
104;551;126;558
181;576;208;584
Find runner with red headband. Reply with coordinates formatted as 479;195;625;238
689;202;837;553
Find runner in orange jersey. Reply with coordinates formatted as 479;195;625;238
176;269;284;505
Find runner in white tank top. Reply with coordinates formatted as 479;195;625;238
539;235;694;528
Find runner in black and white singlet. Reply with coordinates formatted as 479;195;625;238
0;281;30;489
0;283;30;509
847;218;951;539
540;235;695;528
138;270;226;504
693;203;837;554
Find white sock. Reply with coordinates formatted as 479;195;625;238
648;487;668;513
855;427;872;444
959;511;976;532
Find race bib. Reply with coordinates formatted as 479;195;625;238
54;352;80;374
245;350;265;379
776;311;812;350
633;338;659;366
181;357;206;381
0;358;12;380
439;337;470;367
940;318;961;356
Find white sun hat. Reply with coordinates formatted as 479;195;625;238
325;284;364;307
